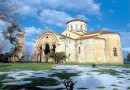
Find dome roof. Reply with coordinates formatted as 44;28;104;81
66;18;87;24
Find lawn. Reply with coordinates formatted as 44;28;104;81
0;63;129;90
0;63;54;72
0;63;130;72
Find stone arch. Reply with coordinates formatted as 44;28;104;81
35;32;58;62
36;32;58;47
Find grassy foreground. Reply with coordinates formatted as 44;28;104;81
0;63;129;72
0;63;54;72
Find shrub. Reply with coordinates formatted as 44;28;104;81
45;52;66;64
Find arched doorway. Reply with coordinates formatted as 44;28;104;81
44;43;50;55
39;46;42;62
52;45;56;52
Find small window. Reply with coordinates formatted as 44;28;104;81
52;45;56;52
39;46;42;50
67;25;69;30
75;24;78;30
71;25;73;30
66;33;67;36
78;47;81;54
81;25;82;30
113;47;117;56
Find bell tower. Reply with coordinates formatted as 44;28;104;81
16;30;26;61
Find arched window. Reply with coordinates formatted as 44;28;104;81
75;24;78;30
39;46;42;50
78;47;81;54
52;45;56;52
81;25;82;30
67;25;69;30
113;47;117;56
71;25;73;30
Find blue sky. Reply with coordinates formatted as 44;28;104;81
0;0;130;57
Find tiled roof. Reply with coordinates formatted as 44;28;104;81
77;30;118;40
77;35;98;40
82;30;117;35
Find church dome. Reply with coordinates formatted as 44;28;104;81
66;18;87;24
66;18;87;31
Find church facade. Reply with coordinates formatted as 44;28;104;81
33;18;123;64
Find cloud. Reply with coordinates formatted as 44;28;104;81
76;15;89;21
120;32;130;44
101;27;112;30
38;9;73;27
25;39;35;54
0;20;10;30
127;23;130;28
16;0;101;17
122;47;130;52
25;40;34;47
108;9;114;13
23;26;43;37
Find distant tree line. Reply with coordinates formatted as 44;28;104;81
124;53;130;62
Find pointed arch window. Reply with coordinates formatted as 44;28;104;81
67;25;69;30
81;25;82;30
113;47;117;56
75;24;78;30
71;25;73;30
39;46;42;50
52;45;56;52
78;47;81;54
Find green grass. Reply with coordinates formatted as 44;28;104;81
78;87;88;89
23;77;60;86
92;69;121;75
1;77;60;90
0;63;54;71
86;73;92;75
117;76;125;78
111;84;119;87
17;73;28;76
49;71;79;79
5;79;21;83
60;62;130;68
113;88;118;90
0;74;13;81
97;86;105;89
0;63;129;72
0;74;7;81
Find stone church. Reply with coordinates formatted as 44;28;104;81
33;18;123;64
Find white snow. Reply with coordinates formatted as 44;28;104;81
0;65;130;90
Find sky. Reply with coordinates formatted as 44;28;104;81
0;0;130;57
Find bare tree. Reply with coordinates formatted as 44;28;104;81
0;0;23;62
62;79;77;90
0;0;19;22
23;48;32;62
0;39;8;53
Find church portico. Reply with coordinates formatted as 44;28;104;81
34;31;58;62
